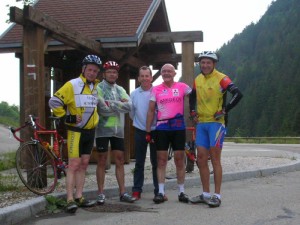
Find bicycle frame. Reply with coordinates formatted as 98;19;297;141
10;115;68;195
185;126;196;161
10;115;66;162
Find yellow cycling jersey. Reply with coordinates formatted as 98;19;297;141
194;69;232;124
49;74;100;129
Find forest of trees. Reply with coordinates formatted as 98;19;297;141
0;101;19;127
215;0;300;137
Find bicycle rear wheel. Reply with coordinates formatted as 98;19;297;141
15;141;57;195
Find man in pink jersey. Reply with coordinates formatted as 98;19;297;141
146;63;192;204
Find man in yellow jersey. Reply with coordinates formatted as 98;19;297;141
189;51;243;207
49;55;108;213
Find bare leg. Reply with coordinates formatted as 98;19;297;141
173;151;185;184
113;150;126;194
96;152;108;194
156;151;168;186
66;158;80;201
74;155;90;198
209;146;222;194
196;146;210;193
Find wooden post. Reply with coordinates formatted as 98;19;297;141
123;71;132;164
23;24;45;126
181;42;195;129
21;24;46;186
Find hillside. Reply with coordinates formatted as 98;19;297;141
216;0;300;137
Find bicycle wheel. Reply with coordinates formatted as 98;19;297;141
15;141;57;195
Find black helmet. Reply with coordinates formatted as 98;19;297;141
82;55;102;68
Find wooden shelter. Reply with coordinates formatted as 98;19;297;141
0;0;203;163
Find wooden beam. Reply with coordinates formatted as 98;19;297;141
152;70;161;82
9;6;143;68
9;6;24;25
105;48;146;68
145;53;199;63
17;6;103;55
142;31;203;44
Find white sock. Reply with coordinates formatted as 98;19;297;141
203;192;211;198
178;183;184;194
158;183;165;195
214;193;221;199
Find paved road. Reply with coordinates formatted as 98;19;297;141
6;143;299;225
0;124;19;153
17;170;300;225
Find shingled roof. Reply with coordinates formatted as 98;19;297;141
0;0;173;51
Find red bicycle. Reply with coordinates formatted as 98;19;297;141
9;115;67;195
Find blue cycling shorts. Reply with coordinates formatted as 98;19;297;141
195;122;226;150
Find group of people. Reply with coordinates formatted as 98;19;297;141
48;50;242;213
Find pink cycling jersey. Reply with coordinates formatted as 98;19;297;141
150;82;192;130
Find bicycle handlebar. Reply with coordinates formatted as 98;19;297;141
9;115;41;143
9;123;27;142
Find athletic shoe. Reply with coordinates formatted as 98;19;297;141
154;194;168;201
189;194;210;204
208;194;221;207
75;196;95;207
66;200;78;213
120;192;136;203
163;194;168;201
132;191;141;200
97;193;106;205
153;193;165;204
178;192;189;203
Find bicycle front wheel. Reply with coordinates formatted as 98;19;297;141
16;141;57;195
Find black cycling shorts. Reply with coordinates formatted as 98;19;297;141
95;137;124;152
155;130;186;151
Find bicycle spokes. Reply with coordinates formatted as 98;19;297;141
16;141;57;195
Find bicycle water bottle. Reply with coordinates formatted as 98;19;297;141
42;141;50;150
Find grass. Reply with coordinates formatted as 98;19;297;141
0;151;20;192
0;151;16;171
0;174;20;192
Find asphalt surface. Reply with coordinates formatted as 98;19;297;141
1;143;300;225
0;124;19;153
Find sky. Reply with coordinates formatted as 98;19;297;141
0;0;274;106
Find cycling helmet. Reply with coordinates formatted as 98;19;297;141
198;51;218;62
82;55;102;68
103;61;120;71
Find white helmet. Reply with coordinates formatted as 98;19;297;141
198;51;218;62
